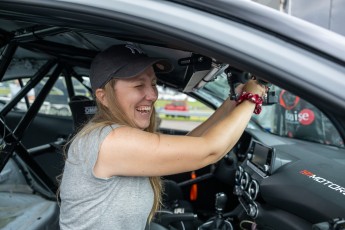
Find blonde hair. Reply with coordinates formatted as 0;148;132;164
73;79;162;222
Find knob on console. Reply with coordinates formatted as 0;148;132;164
240;172;250;190
235;166;244;185
248;179;259;200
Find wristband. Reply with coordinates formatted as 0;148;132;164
237;92;263;114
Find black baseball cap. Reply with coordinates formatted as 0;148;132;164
89;44;173;92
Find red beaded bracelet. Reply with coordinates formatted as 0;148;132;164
237;92;263;114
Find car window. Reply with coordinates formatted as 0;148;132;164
72;77;92;99
0;79;38;111
31;77;69;116
198;71;344;148
38;77;92;116
255;89;344;147
0;76;92;117
156;86;214;131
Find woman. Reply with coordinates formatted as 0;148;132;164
59;44;266;230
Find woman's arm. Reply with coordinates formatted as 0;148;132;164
93;80;265;178
187;97;237;137
187;84;244;137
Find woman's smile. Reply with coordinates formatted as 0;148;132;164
136;105;152;114
114;67;158;129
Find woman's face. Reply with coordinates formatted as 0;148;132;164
114;66;158;129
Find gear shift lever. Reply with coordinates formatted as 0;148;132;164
198;193;233;230
215;193;227;217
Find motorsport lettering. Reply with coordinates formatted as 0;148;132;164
300;170;345;195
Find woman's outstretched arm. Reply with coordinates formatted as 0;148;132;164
93;80;265;177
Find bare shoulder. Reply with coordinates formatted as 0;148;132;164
101;126;161;159
106;126;159;144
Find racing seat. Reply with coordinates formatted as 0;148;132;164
68;95;97;131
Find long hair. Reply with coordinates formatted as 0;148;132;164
73;79;162;222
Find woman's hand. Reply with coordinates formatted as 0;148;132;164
235;83;245;96
242;79;267;97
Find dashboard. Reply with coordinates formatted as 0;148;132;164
229;129;345;229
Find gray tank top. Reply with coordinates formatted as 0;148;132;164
59;125;154;230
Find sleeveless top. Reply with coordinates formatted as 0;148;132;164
59;125;154;230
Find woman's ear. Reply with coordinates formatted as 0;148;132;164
95;89;108;107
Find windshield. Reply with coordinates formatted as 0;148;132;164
197;71;344;148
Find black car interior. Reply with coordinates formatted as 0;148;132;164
1;7;345;230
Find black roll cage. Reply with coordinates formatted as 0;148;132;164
0;27;95;193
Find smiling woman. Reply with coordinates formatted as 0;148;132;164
59;44;265;229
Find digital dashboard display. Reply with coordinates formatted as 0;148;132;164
252;143;267;167
250;141;274;174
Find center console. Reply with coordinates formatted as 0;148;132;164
234;140;276;219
